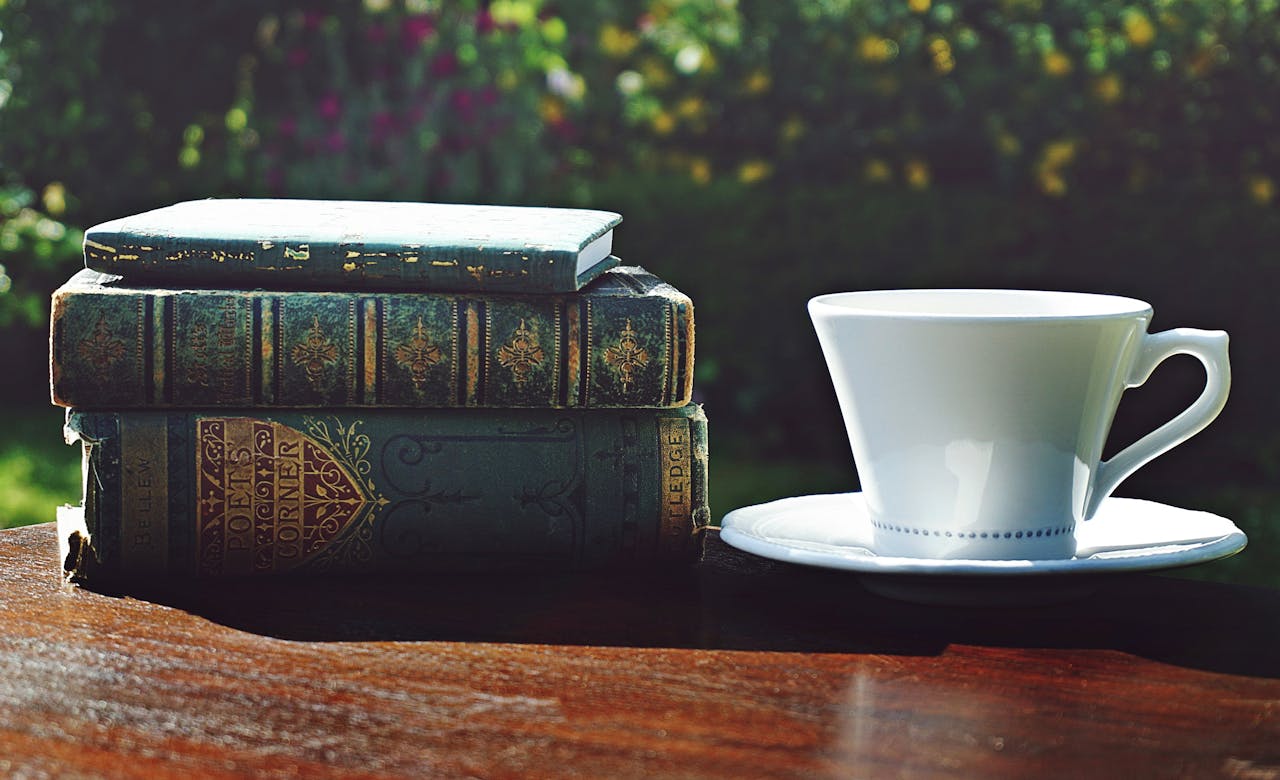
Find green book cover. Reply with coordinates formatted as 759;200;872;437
60;404;709;581
83;199;622;293
50;266;694;409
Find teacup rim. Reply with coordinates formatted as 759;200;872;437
809;288;1154;321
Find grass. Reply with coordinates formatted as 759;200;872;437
0;405;1274;590
0;405;80;530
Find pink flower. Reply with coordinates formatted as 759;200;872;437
476;10;496;34
325;130;347;153
372;111;397;140
549;118;577;141
287;47;309;68
277;117;298;137
450;89;475;120
402;15;435;50
430;52;458;78
318;93;341;121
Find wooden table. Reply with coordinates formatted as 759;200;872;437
1;522;1277;778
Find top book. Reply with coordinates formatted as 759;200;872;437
83;199;623;293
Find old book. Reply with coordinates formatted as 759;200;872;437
59;404;709;582
83;199;622;293
50;266;694;409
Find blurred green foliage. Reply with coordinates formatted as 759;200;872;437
0;0;1278;533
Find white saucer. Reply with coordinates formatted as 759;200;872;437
719;493;1247;604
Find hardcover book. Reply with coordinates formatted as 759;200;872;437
50;266;694;409
82;199;622;293
60;404;709;582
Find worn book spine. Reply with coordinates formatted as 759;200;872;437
60;404;710;582
83;236;620;294
50;266;694;409
82;200;622;293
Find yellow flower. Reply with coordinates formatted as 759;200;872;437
996;131;1021;157
640;57;673;90
1038;170;1067;196
650;110;676;136
780;115;807;144
930;38;955;75
744;70;771;95
1036;139;1077;195
42;182;67;216
1123;11;1156;49
904;158;930;189
909;0;931;13
1043;49;1073;77
498;68;520;92
690;157;712;185
1249;175;1275;205
539;96;564;125
1042;139;1077;168
491;0;537;28
676;96;705;120
738;160;773;185
1093;73;1123;104
859;36;897;64
865;158;892;183
599;23;639;59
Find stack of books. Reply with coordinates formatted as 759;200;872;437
49;200;709;583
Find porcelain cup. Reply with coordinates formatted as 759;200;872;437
808;289;1230;560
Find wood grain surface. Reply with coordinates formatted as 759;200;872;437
1;522;1278;778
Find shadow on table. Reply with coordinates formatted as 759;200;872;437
91;533;1280;680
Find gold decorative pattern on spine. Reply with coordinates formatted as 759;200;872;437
552;305;562;402
260;301;275;404
602;319;650;392
584;300;593;405
195;416;388;576
495;318;545;385
136;298;146;394
347;300;357;404
393;316;443;391
77;312;128;372
465;302;481;406
662;305;673;406
291;314;339;388
565;303;581;406
242;297;253;403
151;298;166;405
449;301;459;400
362;300;378;404
84;239;117;255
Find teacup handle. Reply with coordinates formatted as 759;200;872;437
1086;328;1230;519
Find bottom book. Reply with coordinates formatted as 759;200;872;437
60;404;709;582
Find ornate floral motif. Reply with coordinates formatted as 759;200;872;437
291;314;339;387
77;313;127;373
602;318;649;392
393;316;443;390
496;318;545;385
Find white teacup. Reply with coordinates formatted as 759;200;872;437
808;289;1230;560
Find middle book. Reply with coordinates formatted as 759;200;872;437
51;265;694;409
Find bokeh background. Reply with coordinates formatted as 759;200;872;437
1;0;1276;584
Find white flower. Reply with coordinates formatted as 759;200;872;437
675;45;706;75
546;68;585;101
616;70;644;96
